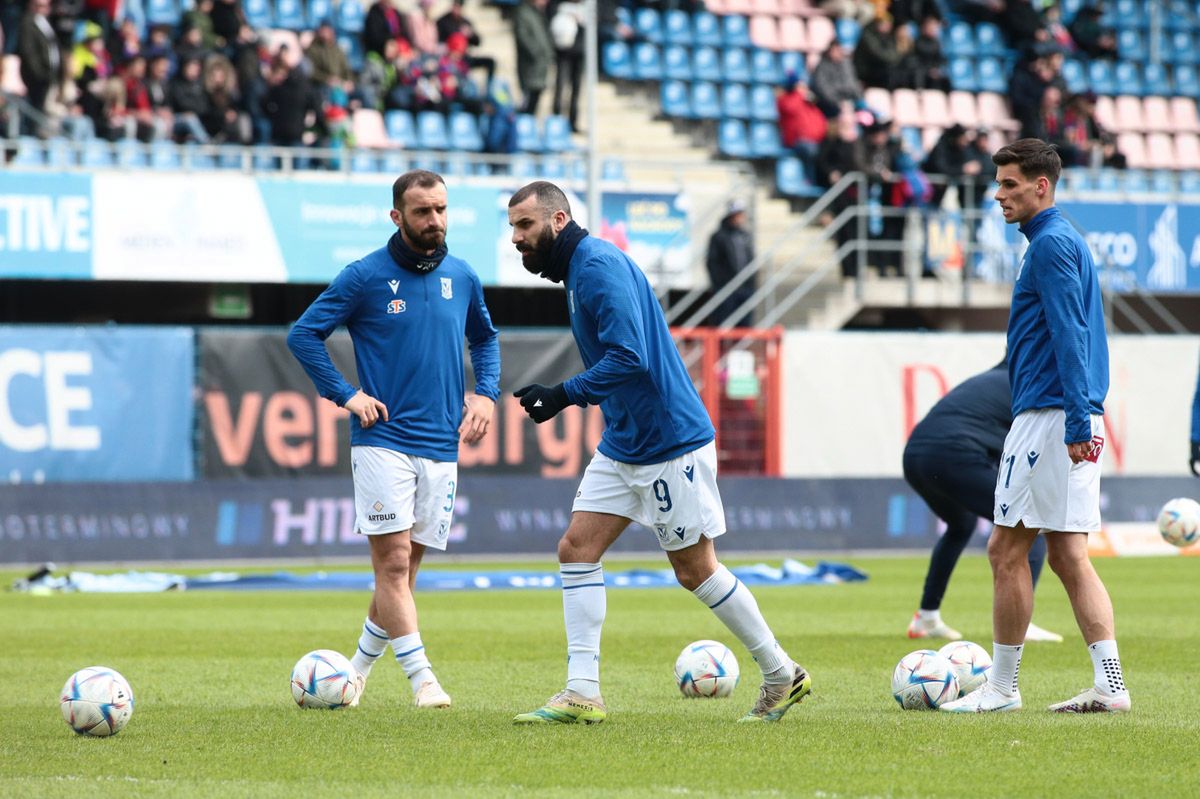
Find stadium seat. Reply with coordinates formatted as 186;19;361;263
721;83;751;119
449;111;484;151
750;83;778;120
948;91;980;127
693;11;723;47
273;0;306;30
1175;132;1200;168
1165;0;1196;30
664;9;692;45
538;156;567;179
1;55;25;96
975;22;1004;56
1145;132;1175;168
722;14;753;48
663;44;693;81
602;41;634;79
691;81;722;119
1113;95;1146;132
835;17;860;47
339;35;364;72
1116;132;1147;168
1093;168;1121;192
243;0;271;28
385;110;417;148
724;0;753;13
515;113;543;151
116;139;147;169
1167;31;1198;65
722;48;752;83
692;46;720;79
632;42;663;81
892;88;922;127
634;7;663;43
354;108;391;149
778;50;808;82
309;0;333;25
920;90;951;128
1180;170;1200;193
660;80;692;117
780;0;818;14
1113;62;1145;96
1173;63;1199;97
943;21;974;58
382;151;410;173
805;16;834;53
1061;0;1085;22
977;92;1019;132
1088;60;1117;95
1122;169;1149;192
898;125;923;157
44;139;73;168
921;126;941;156
779;17;806;51
863;87;892;121
1116;29;1146;62
776;156;822;197
1141;96;1171;131
976;58;1006;93
80;139;113;167
602;158;626;181
351;150;381;173
1150;169;1178;192
948;58;978;92
1143;62;1170;94
751;49;782;85
542;115;573;152
717;118;752;157
749;120;784;158
751;0;782;13
335;0;365;34
145;0;180;26
265;30;302;67
11;137;43;166
1060;59;1088;94
1094;95;1117;130
1169;96;1200;132
749;16;781;50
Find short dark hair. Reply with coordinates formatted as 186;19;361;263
992;138;1062;186
392;169;445;210
508;181;572;218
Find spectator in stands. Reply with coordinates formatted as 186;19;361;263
481;79;518;157
411;52;448;112
550;0;584;131
922;123;989;207
439;32;481;113
48;0;79;48
168;56;213;142
182;0;218;51
890;0;942;27
822;0;876;24
1042;2;1073;53
861;118;904;276
810;41;863;117
146;52;179;136
365;0;406;59
1060;91;1124;169
108;16;140;64
122;53;162;141
816;112;866;277
597;0;633;42
264;61;317;146
360;36;408;110
44;45;82;135
437;0;495;88
405;0;440;56
176;23;210;64
306;19;355;102
854;14;903;90
1068;4;1116;59
1022;83;1063;143
705;199;756;328
776;73;827;178
202;55;252;143
75;23;123;139
1097;131;1125;169
1008;53;1053;139
18;0;59;117
211;0;245;50
231;25;269;141
80;0;118;40
514;0;554;115
909;14;950;91
996;0;1045;52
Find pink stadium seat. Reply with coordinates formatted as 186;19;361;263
984;128;1009;154
922;126;942;153
751;0;782;14
920;90;951;128
1174;132;1200;169
264;29;302;67
1113;95;1145;132
1144;132;1174;169
1141;96;1169;131
705;0;727;13
805;15;834;53
780;0;820;15
891;88;922;127
1093;95;1116;131
1;55;26;96
976;92;1019;132
948;91;980;127
352;109;391;149
1116;132;1147;168
779;17;806;50
725;0;754;14
750;15;782;50
863;87;892;122
1168;97;1200;133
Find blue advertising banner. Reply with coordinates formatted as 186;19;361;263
0;326;195;482
599;191;692;288
0;172;92;279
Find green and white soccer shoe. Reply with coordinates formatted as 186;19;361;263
738;662;812;723
512;689;607;725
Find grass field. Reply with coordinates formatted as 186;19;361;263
2;554;1197;798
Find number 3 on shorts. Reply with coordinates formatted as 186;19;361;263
653;479;673;512
443;480;456;513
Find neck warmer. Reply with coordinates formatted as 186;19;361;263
534;219;588;284
387;230;448;274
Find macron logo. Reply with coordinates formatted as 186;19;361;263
388;279;400;294
533;399;543;407
1000;503;1010;516
1027;451;1039;469
683;465;695;482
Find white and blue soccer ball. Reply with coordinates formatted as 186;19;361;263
892;649;959;710
290;650;359;709
937;641;992;697
60;666;134;736
674;640;740;698
1157;497;1200;548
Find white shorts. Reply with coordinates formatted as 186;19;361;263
993;409;1104;533
572;441;726;551
351;446;458;550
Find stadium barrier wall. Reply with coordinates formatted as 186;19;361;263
781;331;1200;478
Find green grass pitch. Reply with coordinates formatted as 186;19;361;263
2;555;1197;798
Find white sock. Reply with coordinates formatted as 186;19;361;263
1088;640;1127;696
391;632;434;693
350;617;389;679
692;564;790;682
561;562;605;699
917;609;941;624
988;642;1023;696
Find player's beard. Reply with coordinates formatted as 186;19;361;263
519;226;556;277
399;213;446;253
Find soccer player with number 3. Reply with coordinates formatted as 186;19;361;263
506;181;811;725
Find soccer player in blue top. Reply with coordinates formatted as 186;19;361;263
942;139;1130;714
287;170;501;710
505;181;811;725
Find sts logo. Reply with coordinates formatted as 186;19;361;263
387;299;406;314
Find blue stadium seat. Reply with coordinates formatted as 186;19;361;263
1165;0;1197;31
145;0;180;26
1088;60;1117;95
80;140;113;167
1167;31;1198;65
948;58;978;92
691;81;721;120
216;146;243;169
1061;59;1088;94
116;139;147;169
542;115;573;152
243;0;271;29
975;22;1004;56
778;51;807;83
721;83;751;119
750;49;781;86
351;150;381;173
1173;63;1199;97
1114;61;1145;95
602;41;634;79
1061;0;1085;22
717;118;751;158
601;158;626;181
693;11;722;47
632;42;662;81
335;0;365;34
382;151;410;173
182;144;216;170
976;58;1006;93
309;0;333;25
835;17;861;47
538;156;567;179
1122;169;1149;192
749;120;783;158
663;44;692;81
1179;170;1200;193
776;157;822;197
660;80;692;117
1113;0;1146;25
750;84;778;120
449;111;483;151
416;111;447;149
615;6;632;30
721;48;752;83
722;14;752;48
385;110;417;148
45;139;73;168
634;7;663;43
899;126;924;159
273;0;306;29
1094;168;1121;192
515;113;543;151
692;46;719;79
664;9;691;45
943;21;974;58
1117;29;1146;62
11;137;43;166
150;141;181;169
339;35;364;72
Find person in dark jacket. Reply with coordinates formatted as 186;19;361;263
853;15;902;89
264;62;317;146
705;199;755;327
18;0;59;115
904;358;1061;642
514;0;554;114
922;123;989;206
364;0;407;59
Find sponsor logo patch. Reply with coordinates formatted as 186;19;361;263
387;299;406;314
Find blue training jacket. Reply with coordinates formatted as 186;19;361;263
1008;206;1108;444
287;246;501;462
561;236;714;465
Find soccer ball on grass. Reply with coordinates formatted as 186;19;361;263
1157;497;1200;548
891;649;959;710
937;641;992;697
290;650;359;709
60;666;134;736
674;640;740;698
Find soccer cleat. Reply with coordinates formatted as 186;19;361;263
512;690;607;725
906;612;963;641
737;662;812;723
414;680;452;708
1024;622;1064;643
1047;687;1131;713
940;682;1022;713
348;672;367;707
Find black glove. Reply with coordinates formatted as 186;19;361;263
514;383;570;424
1191;440;1200;477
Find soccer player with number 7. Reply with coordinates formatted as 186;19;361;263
506;182;811;725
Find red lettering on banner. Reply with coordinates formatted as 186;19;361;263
316;398;349;466
263;391;313;468
586;405;604;453
538;407;582;477
902;364;949;439
205;391;262;466
1102;411;1125;472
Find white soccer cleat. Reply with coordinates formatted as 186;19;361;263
1047;687;1131;713
1024;622;1064;643
906;612;963;641
414;680;452;708
348;672;367;707
940;682;1022;713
